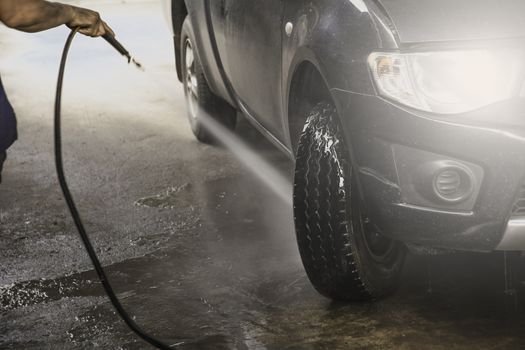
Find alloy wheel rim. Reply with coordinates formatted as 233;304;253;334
184;39;198;119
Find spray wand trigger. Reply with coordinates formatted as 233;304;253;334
102;33;144;71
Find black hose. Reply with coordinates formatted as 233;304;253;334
54;28;174;350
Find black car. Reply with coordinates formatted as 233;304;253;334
163;0;525;301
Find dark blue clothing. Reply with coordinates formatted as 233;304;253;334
0;77;17;152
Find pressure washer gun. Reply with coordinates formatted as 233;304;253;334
102;33;144;71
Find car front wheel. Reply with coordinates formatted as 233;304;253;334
293;101;406;301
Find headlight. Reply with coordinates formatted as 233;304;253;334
368;50;524;114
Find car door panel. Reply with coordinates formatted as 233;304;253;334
211;0;286;142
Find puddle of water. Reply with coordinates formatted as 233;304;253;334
134;183;192;209
0;273;101;311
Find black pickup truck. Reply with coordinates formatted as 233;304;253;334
164;0;525;301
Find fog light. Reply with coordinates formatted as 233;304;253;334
435;170;461;196
393;144;483;211
432;166;474;203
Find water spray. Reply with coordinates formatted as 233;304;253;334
55;29;175;349
198;112;293;206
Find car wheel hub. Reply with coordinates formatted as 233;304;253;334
184;39;198;119
361;215;395;263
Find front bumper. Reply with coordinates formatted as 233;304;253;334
497;218;525;250
332;90;525;251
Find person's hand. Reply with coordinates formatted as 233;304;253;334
65;5;114;37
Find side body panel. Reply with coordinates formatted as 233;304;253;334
211;0;286;141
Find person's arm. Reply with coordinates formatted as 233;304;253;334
0;0;113;37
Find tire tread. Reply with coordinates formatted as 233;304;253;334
294;102;371;301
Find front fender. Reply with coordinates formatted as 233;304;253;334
283;0;400;150
283;0;397;98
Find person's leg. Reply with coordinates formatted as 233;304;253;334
0;150;6;183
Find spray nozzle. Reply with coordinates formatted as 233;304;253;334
102;33;144;71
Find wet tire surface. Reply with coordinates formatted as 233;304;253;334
293;102;405;301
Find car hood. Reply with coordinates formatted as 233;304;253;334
376;0;525;44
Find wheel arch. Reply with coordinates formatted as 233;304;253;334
286;49;345;156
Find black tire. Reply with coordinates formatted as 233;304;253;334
293;102;406;301
181;17;236;144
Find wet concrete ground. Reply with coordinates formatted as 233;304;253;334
1;1;525;349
